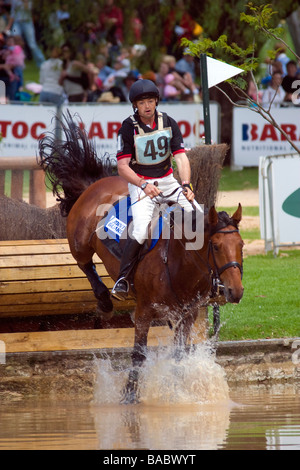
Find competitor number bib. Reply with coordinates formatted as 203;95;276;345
134;128;172;166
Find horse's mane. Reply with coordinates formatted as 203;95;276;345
38;110;115;216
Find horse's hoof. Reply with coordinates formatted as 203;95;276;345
97;293;114;313
96;306;114;321
120;391;140;405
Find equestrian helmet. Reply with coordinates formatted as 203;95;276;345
129;79;160;103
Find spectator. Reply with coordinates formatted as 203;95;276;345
163;0;197;57
6;0;45;68
261;58;283;87
118;70;138;102
247;79;262;104
274;43;290;76
0;1;10;33
175;52;196;81
0;32;23;100
130;9;143;44
98;0;123;46
281;60;299;102
59;43;91;102
160;54;200;102
39;46;64;106
95;54;114;84
5;34;25;87
102;48;131;90
261;71;285;109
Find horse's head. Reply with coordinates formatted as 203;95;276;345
208;204;244;304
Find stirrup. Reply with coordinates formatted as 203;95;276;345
111;277;129;301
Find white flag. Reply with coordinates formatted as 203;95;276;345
206;57;243;88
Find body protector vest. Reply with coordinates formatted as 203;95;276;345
129;112;173;178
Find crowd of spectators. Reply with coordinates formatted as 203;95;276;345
0;0;202;105
250;44;300;108
2;1;298;109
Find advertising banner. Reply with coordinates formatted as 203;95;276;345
233;107;300;167
0;104;57;158
0;102;220;160
0;102;220;159
259;153;300;254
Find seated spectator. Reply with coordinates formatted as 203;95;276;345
161;54;200;102
39;46;64;106
261;58;283;87
175;52;196;81
59;43;91;102
274;43;290;76
117;70;138;102
5;34;25;90
261;71;285;108
0;32;22;101
96;54;114;84
102;48;131;90
281;60;299;102
247;79;262;104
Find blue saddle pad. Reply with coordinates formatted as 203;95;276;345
96;195;176;260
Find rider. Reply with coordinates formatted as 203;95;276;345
111;78;200;300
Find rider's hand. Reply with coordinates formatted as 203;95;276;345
143;183;161;199
183;186;195;202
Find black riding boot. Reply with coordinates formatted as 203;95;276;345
111;238;142;301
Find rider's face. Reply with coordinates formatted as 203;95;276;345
135;97;157;123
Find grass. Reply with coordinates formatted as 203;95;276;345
209;250;300;341
218;167;258;191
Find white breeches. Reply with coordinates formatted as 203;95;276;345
128;174;203;244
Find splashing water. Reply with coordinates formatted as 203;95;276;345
94;343;229;406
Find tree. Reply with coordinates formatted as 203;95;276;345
182;3;300;155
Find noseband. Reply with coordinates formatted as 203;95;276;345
209;228;243;296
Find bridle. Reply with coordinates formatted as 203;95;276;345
208;228;243;297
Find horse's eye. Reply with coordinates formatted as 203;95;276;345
213;244;219;252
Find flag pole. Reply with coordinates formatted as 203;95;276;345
200;53;211;145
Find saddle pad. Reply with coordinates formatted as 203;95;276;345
96;196;176;261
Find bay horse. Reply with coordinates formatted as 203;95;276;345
39;112;244;403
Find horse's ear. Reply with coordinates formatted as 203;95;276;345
232;203;242;225
209;205;218;226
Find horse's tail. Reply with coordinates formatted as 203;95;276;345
38;110;116;216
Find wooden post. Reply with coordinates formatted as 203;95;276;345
11;170;24;200
29;170;46;208
0;170;5;196
0;157;46;208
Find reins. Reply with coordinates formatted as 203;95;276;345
155;193;243;304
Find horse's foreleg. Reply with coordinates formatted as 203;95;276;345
121;314;150;404
79;260;113;318
173;309;197;362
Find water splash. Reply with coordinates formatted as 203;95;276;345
93;343;229;406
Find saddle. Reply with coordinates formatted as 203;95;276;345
95;195;177;262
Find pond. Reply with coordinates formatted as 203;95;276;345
0;345;299;450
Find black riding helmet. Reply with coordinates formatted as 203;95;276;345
129;79;160;103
